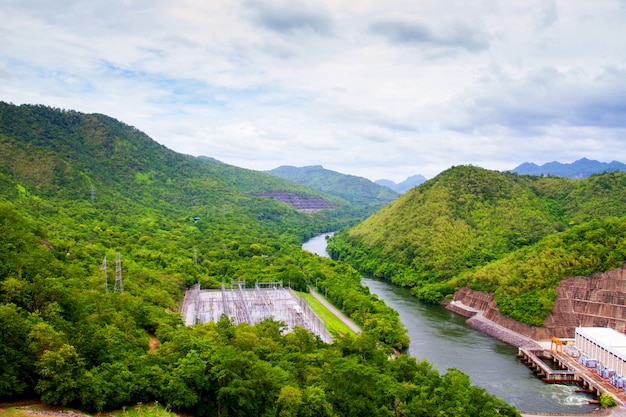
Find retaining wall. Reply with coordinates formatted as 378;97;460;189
449;264;626;341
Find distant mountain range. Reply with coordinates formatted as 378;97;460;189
375;175;427;193
511;158;626;178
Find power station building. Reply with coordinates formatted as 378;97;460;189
575;327;626;377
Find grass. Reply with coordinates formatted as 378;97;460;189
115;402;176;417
0;402;176;417
297;291;355;337
0;403;88;417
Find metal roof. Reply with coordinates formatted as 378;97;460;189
576;327;626;362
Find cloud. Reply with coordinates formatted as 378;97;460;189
536;0;558;28
2;0;626;181
245;0;334;35
368;15;489;53
441;65;626;137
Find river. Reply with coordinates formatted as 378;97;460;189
303;233;597;414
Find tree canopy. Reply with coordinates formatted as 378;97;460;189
0;102;519;416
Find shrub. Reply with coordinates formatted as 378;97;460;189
599;393;618;407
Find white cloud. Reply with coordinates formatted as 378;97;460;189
1;0;626;182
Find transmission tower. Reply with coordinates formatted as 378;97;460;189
101;255;108;292
90;184;95;203
114;252;124;293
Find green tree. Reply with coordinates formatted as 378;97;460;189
28;321;65;357
81;362;134;411
276;385;303;417
300;386;334;417
35;344;86;406
0;303;33;400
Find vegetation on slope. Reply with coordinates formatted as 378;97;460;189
328;165;626;326
455;217;626;326
268;165;399;215
0;102;361;236
0;103;518;416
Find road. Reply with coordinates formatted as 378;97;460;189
308;286;362;334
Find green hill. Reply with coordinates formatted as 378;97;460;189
0;103;368;230
0;102;521;417
267;165;398;214
456;217;626;326
328;165;626;325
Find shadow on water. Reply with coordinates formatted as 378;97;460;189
302;234;598;413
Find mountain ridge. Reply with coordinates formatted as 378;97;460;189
0;102;374;220
511;157;626;178
375;174;427;193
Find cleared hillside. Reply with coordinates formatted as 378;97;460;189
268;165;398;215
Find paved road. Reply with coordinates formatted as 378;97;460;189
308;286;362;334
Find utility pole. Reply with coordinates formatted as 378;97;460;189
101;255;108;292
114;252;124;293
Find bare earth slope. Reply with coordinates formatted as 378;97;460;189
449;264;626;341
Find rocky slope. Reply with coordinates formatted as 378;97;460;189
448;263;626;341
252;191;338;212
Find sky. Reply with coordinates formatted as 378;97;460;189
2;0;626;182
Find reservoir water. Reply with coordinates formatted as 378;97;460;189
303;233;596;414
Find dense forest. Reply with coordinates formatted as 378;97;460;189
0;102;519;416
328;165;626;326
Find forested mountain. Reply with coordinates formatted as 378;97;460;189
511;157;626;178
0;102;518;416
0;102;364;227
375;174;427;193
328;165;626;327
267;165;398;213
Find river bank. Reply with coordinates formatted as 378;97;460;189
303;234;605;414
444;299;542;349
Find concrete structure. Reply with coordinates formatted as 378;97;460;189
517;348;580;383
181;281;333;343
575;327;626;377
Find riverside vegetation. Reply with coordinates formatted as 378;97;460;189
328;165;626;327
0;102;520;416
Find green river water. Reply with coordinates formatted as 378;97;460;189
303;233;597;414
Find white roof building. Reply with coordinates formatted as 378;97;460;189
575;327;626;376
